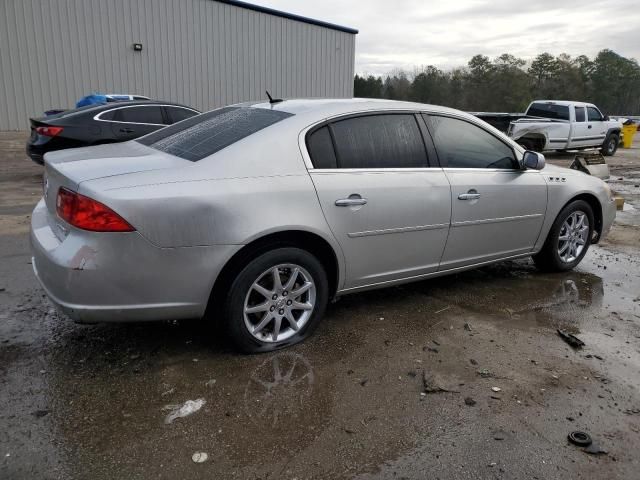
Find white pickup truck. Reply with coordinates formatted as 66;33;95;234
507;100;623;156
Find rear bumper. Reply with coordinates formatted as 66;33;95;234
26;144;46;165
30;198;240;323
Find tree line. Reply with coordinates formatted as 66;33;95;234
354;50;640;115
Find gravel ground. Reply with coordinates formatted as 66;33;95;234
1;131;639;479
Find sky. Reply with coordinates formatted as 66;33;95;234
256;0;640;76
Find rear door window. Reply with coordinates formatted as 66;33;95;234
165;106;199;124
137;107;293;161
328;114;428;169
427;115;518;169
307;126;338;169
575;106;586;122
113;106;165;125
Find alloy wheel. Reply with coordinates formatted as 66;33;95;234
557;211;589;263
243;264;316;343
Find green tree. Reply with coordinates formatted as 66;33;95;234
354;74;383;98
353;49;640;115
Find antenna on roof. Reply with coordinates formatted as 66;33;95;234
265;90;283;105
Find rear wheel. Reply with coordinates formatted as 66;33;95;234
601;133;619;156
533;200;594;272
223;247;328;353
518;137;544;152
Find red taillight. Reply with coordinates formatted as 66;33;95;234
56;187;135;232
36;126;64;137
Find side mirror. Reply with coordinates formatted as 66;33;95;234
523;151;546;170
604;115;610;121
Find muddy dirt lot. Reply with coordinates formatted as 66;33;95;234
1;132;639;480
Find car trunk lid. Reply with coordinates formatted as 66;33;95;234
43;141;187;216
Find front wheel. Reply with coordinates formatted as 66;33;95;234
223;247;328;353
601;134;619;156
533;200;594;272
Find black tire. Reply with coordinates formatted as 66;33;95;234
533;200;594;272
601;133;619;156
223;247;328;353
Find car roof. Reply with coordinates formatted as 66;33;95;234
530;100;596;108
241;97;465;119
37;100;199;121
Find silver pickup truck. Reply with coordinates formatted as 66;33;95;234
506;100;623;156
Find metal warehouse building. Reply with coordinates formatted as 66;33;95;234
0;0;357;130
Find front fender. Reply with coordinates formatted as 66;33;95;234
533;168;615;251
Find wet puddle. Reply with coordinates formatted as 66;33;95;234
2;246;640;479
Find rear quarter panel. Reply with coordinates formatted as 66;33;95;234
79;125;346;281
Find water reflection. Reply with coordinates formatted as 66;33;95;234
244;352;314;427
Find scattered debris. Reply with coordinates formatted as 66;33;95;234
432;340;441;346
568;431;592;447
624;408;640;415
434;306;450;314
493;432;506;441
164;398;206;424
161;388;176;397
557;329;585;349
491;387;502;392
566;416;575;422
192;452;208;463
567;431;608;455
464;322;472;331
344;427;356;434
32;410;49;418
205;379;217;387
584;442;608;455
469;359;478;365
423;347;439;353
422;371;459;394
464;397;476;406
407;371;417;378
477;369;494;378
0;287;5;292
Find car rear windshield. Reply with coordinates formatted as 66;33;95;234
137;107;293;161
526;103;570;121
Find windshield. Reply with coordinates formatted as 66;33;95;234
137;107;293;161
526;103;570;121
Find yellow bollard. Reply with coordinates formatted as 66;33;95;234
621;124;638;148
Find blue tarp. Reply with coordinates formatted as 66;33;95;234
76;93;108;108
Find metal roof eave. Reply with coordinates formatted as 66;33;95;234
216;0;358;34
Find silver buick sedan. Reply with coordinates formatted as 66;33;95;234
31;99;616;352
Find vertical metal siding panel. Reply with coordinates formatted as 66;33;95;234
9;1;29;128
232;6;240;103
213;2;222;108
0;2;16;129
19;1;38;124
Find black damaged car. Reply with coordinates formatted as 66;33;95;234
27;100;200;164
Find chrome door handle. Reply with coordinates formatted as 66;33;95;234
458;193;481;200
335;194;367;207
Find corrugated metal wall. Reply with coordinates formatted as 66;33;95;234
0;0;356;130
